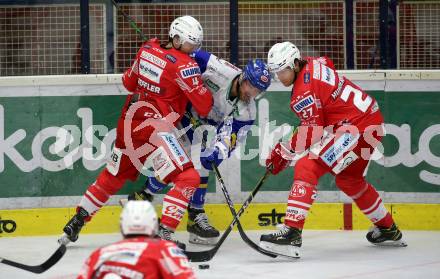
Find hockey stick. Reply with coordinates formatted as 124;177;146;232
211;164;278;259
0;244;66;274
212;166;302;260
185;170;271;262
111;0;148;41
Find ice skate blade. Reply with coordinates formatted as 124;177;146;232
57;233;71;246
259;241;301;259
189;233;218;246
371;239;408;247
119;198;128;207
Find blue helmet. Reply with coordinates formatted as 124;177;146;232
242;59;271;91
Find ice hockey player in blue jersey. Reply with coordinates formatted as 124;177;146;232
123;49;271;245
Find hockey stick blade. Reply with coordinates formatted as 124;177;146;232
184;170;272;262
212;165;278;259
214;167;300;260
0;244;66;274
184;210;237;262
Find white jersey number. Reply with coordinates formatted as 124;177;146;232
340;85;372;113
192;77;199;86
301;107;313;119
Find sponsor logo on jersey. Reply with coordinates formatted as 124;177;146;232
152;47;164;54
332;151;359;174
321;133;360;166
141;51;166;68
106;147;122;176
147;146;175;181
138;79;161;94
316;56;327;65
180;66;201;78
290;183;306;198
168;246;186;258
165;54;177;63
313;60;321;80
182;187;196;200
303;72;310;84
331;77;345;99
101;242;148;254
321;64;335;86
315;98;322;108
163;203;185;221
285;207;307;222
139;60;163;83
205;79;220;92
98;265;144;278
198;86;208;95
292;95;315;113
207;64;218;73
152;152;167;170
324;67;331;82
160;133;189;165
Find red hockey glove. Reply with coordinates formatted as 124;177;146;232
266;142;296;175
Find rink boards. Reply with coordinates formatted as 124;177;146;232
0;71;439;237
0;202;440;237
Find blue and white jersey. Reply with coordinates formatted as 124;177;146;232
193;50;256;125
182;49;256;162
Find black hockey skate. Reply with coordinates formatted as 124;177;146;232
366;223;407;247
158;224;186;250
259;225;301;258
187;207;220;245
59;207;89;245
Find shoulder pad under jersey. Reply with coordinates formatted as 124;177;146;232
201;53;241;93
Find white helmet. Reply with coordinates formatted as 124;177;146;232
267;42;301;73
120;201;158;237
169;15;203;48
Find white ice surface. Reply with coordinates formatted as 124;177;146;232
0;230;439;279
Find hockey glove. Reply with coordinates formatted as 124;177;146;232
266;142;296;175
200;146;223;170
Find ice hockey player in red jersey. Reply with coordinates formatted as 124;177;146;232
60;16;213;249
77;201;195;279
259;42;407;258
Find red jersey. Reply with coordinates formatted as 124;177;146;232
77;237;195;279
121;38;213;122
289;56;383;152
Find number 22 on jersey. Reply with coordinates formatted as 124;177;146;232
317;63;372;113
340;85;372;113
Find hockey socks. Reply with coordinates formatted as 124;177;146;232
352;183;393;228
284;180;317;229
160;168;199;230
